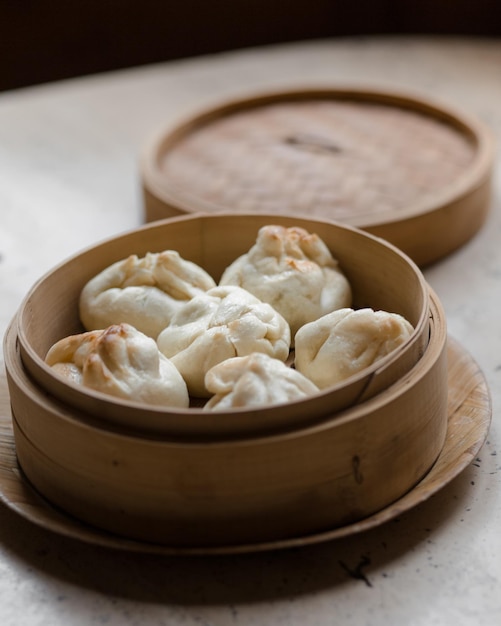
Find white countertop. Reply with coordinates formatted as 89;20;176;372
1;35;500;626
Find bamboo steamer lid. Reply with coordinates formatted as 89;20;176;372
141;87;495;266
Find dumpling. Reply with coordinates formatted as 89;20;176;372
294;308;414;389
156;285;291;397
204;352;319;410
45;323;189;407
219;225;352;338
79;250;216;339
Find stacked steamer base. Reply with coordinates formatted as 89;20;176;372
5;214;446;549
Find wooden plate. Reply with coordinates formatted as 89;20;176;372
0;337;491;555
141;87;495;267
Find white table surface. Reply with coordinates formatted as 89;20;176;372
1;35;500;626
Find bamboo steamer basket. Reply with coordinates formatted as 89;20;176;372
4;288;447;548
141;87;495;267
5;213;445;548
15;213;430;439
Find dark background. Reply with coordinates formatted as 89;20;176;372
1;0;500;92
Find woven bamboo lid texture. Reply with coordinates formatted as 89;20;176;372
141;87;495;266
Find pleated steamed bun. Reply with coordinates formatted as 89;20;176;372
294;307;414;389
204;352;319;410
45;323;189;407
79;250;216;339
219;225;352;338
156;285;291;397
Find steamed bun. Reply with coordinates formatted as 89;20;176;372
79;250;216;339
294;308;414;389
156;285;291;397
204;352;319;410
219;225;352;338
45;323;189;407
